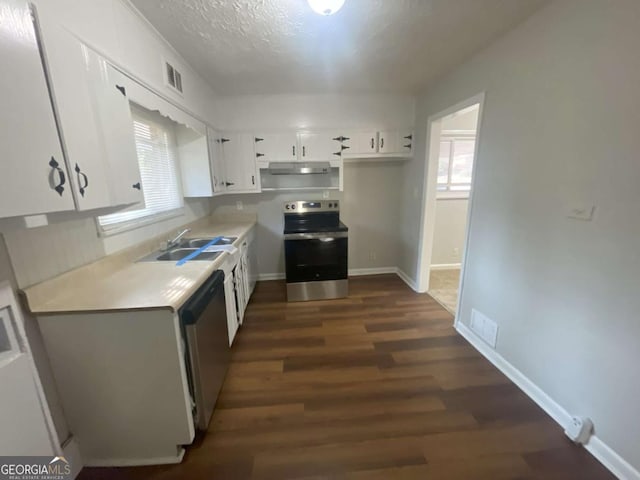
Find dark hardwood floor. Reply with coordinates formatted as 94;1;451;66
79;275;614;479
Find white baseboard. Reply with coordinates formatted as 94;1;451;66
456;322;639;480
257;273;285;281
430;263;461;270
348;267;397;276
62;436;83;479
84;448;185;467
396;268;419;292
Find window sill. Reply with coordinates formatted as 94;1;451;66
436;192;470;200
96;208;185;238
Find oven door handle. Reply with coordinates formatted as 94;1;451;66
284;231;348;240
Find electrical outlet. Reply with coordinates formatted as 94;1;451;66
236;201;243;211
322;190;330;199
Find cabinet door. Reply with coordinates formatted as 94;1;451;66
297;132;341;161
221;133;259;192
346;131;378;155
0;0;75;218
378;130;400;154
96;64;144;206
223;274;238;346
36;17;113;211
208;128;226;194
254;133;297;163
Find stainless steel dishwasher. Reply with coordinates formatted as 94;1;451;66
179;270;230;430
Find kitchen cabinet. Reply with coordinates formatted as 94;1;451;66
36;14;143;210
208;128;227;195
253;133;298;163
0;0;75;218
341;129;413;159
220;133;260;192
297;132;342;161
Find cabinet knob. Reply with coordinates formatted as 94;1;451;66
404;134;413;140
74;163;89;197
115;84;126;97
256;152;265;157
341;145;350;151
132;182;141;190
224;181;235;187
220;138;230;143
404;143;412;149
48;156;66;196
333;151;341;157
254;137;264;142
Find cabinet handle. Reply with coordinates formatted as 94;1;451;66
254;137;264;142
380;137;384;149
404;134;413;140
48;156;66;196
256;152;265;157
370;138;375;149
224;181;235;186
404;143;412;149
302;146;306;157
251;175;255;185
74;163;89;197
333;151;342;157
115;84;126;97
292;145;296;156
132;182;141;190
341;145;350;151
220;138;230;143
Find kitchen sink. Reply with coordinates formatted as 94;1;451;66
179;236;237;248
137;248;223;263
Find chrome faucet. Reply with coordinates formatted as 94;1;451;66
163;228;191;250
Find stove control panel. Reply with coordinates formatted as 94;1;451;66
284;200;340;213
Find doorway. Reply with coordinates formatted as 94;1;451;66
416;94;484;321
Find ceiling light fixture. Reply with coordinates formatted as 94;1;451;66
307;0;346;16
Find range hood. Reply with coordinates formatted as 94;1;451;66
268;162;331;175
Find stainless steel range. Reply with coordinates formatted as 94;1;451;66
283;200;348;302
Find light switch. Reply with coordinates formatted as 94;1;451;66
567;205;595;221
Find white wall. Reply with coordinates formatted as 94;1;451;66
431;199;468;266
401;0;640;472
440;107;479;132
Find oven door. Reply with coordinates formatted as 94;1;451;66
284;231;348;283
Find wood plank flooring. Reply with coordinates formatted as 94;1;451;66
78;275;614;480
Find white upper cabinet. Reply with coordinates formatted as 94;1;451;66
94;64;144;206
253;133;297;163
297;132;342;162
37;13;143;210
221;133;259;192
0;0;75;218
208;128;227;195
342;129;413;158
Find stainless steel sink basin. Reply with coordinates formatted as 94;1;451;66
137;248;223;263
179;236;237;248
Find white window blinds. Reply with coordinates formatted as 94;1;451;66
98;103;183;232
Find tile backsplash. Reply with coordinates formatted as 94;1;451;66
3;198;210;288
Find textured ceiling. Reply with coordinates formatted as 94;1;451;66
131;0;549;95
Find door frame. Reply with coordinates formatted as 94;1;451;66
415;92;485;325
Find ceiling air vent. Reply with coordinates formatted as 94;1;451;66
165;61;183;94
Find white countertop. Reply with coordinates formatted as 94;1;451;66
22;216;256;315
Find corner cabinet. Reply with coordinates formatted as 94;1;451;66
0;0;75;218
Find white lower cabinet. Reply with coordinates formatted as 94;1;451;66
223;230;256;346
0;0;75;218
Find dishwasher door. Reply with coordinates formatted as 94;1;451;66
180;270;229;430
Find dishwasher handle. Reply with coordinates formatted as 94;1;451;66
180;270;225;325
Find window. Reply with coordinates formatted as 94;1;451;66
437;135;475;195
98;104;183;234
